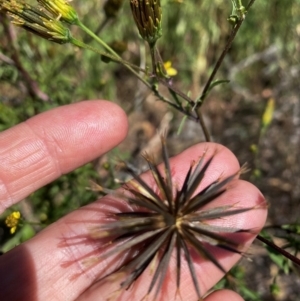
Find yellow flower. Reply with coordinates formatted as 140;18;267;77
1;0;71;44
262;98;275;129
37;0;78;24
163;61;177;77
5;211;21;234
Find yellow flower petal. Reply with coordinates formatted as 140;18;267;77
163;61;178;77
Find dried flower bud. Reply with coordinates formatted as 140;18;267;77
37;0;78;25
1;0;71;44
103;0;124;18
130;0;162;46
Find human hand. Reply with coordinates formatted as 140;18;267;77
0;100;267;301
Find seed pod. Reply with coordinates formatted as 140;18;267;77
130;0;162;46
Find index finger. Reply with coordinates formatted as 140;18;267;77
0;100;128;213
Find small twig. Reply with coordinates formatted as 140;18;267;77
192;0;257;142
256;234;300;266
197;0;256;105
152;46;195;106
152;84;197;121
150;45;210;139
197;110;211;142
156;77;195;106
197;21;243;106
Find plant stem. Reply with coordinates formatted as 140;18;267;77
49;18;110;80
256;234;300;266
149;44;157;76
76;20;151;89
70;37;133;68
196;0;256;106
193;0;257;142
197;111;211;141
153;46;195;106
197;21;243;106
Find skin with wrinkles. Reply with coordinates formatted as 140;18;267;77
0;100;267;301
0;100;127;212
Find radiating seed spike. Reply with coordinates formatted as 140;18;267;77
187;205;232;221
125;192;167;214
185;224;240;247
182;156;215;210
88;180;116;194
184;171;238;214
120;255;154;289
184;190;225;215
185;221;250;234
184;173;237;214
217;244;244;255
196;207;254;221
187;151;207;187
161;135;174;207
126;183;169;213
125;165;168;211
180;235;202;299
120;228;172;289
175;163;194;210
176;233;181;288
144;153;174;212
151;232;176;299
183;228;227;274
195;178;219;195
116;212;157;218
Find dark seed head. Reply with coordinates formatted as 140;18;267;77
91;136;254;300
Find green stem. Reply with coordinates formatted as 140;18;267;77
77;20;118;55
196;20;243;106
70;37;135;68
196;0;256;107
152;46;195;106
196;109;211;142
149;44;157;75
192;0;257;142
152;84;197;120
75;20;151;89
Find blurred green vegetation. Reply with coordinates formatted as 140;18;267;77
1;0;300;299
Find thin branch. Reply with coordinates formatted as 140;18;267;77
256;234;300;267
193;0;257;142
197;21;243;106
197;0;256;105
49;18;111;78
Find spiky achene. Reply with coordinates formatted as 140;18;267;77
92;137;254;300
